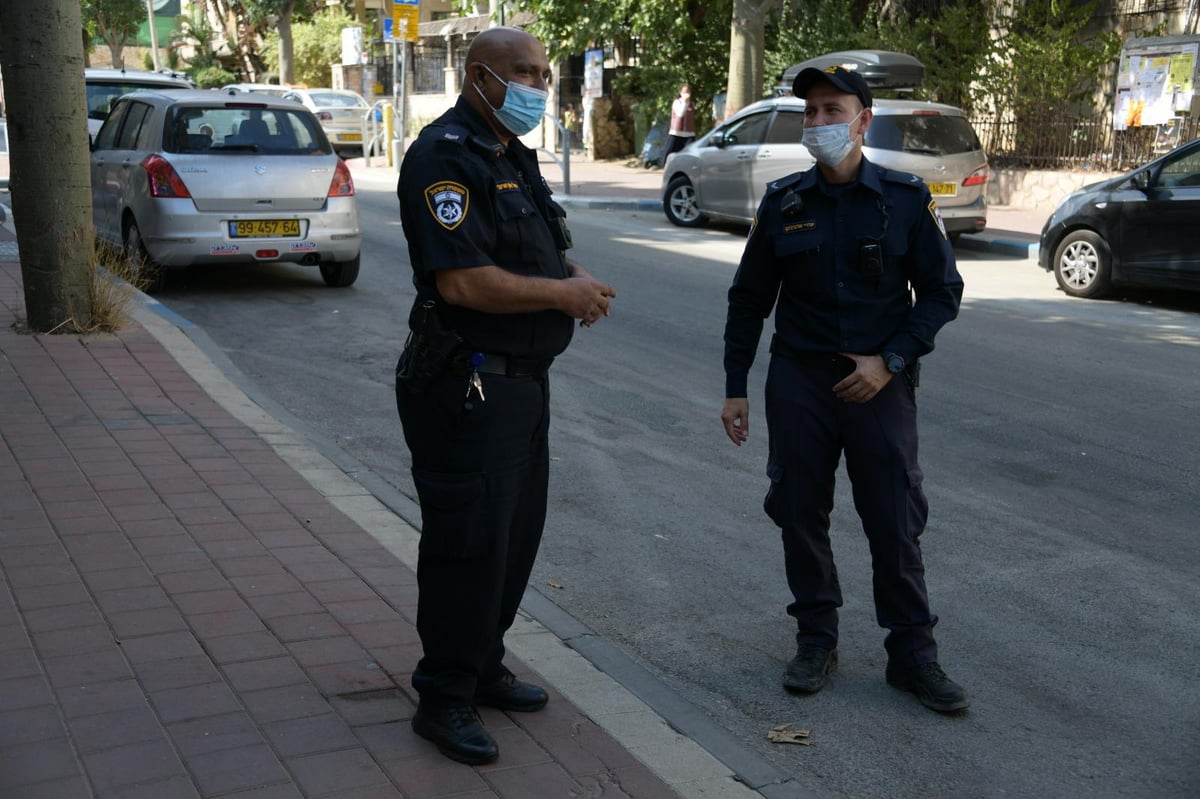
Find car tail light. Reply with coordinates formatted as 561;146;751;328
963;165;990;187
328;160;355;197
142;154;191;198
255;249;278;259
912;110;941;116
318;111;333;120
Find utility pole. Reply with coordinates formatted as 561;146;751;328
146;0;161;70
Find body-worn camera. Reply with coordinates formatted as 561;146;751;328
858;239;883;277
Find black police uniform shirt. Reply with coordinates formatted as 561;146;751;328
724;157;965;398
398;96;574;361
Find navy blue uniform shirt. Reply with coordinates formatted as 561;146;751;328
724;158;964;397
398;97;574;360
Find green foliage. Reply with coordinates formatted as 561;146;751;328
172;6;219;70
261;6;353;87
191;66;239;89
82;0;146;58
988;0;1121;120
512;0;733;128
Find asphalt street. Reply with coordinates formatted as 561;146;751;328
149;185;1200;799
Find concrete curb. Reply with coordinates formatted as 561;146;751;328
956;233;1040;259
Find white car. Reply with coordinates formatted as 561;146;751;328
280;88;370;157
84;67;194;140
90;89;361;291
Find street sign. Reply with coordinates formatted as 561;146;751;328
393;0;420;44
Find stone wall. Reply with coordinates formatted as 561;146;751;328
987;167;1122;209
589;96;634;160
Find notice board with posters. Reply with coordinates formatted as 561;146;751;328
1113;35;1199;131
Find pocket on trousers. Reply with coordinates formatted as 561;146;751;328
413;468;489;559
763;457;789;527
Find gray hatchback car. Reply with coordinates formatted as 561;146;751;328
90;89;362;291
662;95;989;239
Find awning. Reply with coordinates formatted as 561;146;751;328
417;12;535;39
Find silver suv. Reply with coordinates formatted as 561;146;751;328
85;68;194;140
661;96;989;239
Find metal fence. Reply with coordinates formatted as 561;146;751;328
971;115;1200;171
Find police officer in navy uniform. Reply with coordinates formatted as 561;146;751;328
721;66;969;713
396;27;616;764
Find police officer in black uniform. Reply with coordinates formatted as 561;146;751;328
721;66;969;713
396;27;616;764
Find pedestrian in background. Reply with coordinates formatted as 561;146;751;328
395;26;617;765
720;66;969;713
664;83;695;157
562;102;578;150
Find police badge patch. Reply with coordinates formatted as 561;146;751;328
928;199;948;240
425;181;469;230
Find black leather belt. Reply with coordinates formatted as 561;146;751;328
463;352;554;379
770;336;853;370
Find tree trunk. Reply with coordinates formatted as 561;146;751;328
0;0;94;331
278;1;297;86
725;0;776;120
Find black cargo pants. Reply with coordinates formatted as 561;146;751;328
396;369;551;707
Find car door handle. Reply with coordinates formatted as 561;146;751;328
757;149;772;159
736;153;753;161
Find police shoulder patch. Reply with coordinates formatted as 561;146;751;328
928;198;948;240
424;181;469;230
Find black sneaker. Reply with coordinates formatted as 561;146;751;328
782;644;837;693
886;661;970;713
412;703;499;765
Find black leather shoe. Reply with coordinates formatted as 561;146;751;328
412;703;499;765
475;670;549;712
782;644;837;693
886;661;970;713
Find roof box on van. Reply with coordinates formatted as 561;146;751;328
781;50;925;93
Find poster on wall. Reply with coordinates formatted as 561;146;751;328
583;48;604;99
1113;35;1199;131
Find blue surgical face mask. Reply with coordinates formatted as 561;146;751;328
474;63;548;136
802;109;864;167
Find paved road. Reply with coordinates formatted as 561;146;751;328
153;185;1200;799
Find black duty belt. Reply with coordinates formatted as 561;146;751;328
770;336;854;371
456;352;553;379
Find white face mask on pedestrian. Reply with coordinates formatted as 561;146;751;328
802;109;864;167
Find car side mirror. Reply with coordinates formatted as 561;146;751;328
709;130;726;148
1131;170;1150;192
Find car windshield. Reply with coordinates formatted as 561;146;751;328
165;106;329;155
86;81;184;122
866;115;982;156
308;92;366;108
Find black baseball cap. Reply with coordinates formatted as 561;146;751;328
792;65;873;108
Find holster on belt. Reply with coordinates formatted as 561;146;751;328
395;299;463;394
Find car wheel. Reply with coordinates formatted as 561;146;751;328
663;176;707;227
124;221;166;293
320;253;360;287
1053;230;1111;299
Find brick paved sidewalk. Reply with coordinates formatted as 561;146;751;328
0;252;680;797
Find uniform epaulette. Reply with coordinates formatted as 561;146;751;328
763;171;808;197
878;167;925;189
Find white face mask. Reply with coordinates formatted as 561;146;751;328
802;109;864;167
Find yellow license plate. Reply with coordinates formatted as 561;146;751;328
927;182;958;197
339;133;363;142
229;219;301;238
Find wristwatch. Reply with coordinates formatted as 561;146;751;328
883;353;906;375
